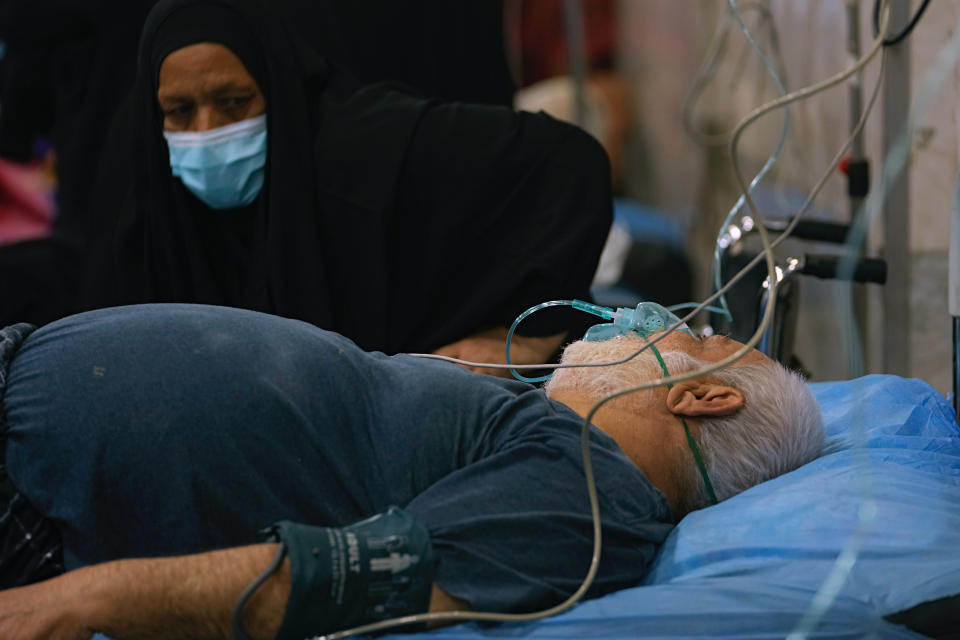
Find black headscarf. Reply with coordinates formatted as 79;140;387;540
88;0;611;354
116;0;347;330
148;3;267;93
277;0;515;106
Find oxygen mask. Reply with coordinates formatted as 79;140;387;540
578;301;695;342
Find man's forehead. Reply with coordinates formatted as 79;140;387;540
700;334;772;366
609;331;769;366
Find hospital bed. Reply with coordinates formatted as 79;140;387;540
393;374;960;640
387;3;960;636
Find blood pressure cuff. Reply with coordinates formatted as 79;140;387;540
270;506;435;640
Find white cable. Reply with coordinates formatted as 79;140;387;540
587;5;888;433
414;4;888;388
682;4;734;147
710;0;790;322
791;2;960;636
324;6;890;640
787;56;888;640
682;1;781;148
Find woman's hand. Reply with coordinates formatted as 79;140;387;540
433;327;567;378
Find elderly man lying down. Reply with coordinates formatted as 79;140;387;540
0;303;823;640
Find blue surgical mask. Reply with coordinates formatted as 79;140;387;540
163;114;267;210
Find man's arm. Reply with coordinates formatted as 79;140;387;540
0;544;467;640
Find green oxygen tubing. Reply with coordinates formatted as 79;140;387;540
505;298;700;383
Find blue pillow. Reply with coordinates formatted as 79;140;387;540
645;374;960;618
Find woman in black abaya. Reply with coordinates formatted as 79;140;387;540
86;0;612;369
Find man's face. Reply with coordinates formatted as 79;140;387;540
644;331;772;368
545;330;772;399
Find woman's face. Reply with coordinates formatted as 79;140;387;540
157;43;266;132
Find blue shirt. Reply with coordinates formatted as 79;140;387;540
2;304;673;612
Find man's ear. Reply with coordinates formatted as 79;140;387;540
666;380;744;417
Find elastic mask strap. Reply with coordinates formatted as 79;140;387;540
647;342;719;506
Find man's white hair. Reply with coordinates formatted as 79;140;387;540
664;352;825;511
545;339;825;512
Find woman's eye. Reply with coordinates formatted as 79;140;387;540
221;96;252;110
164;104;192;118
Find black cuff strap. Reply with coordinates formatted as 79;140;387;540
268;506;434;640
233;542;288;640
